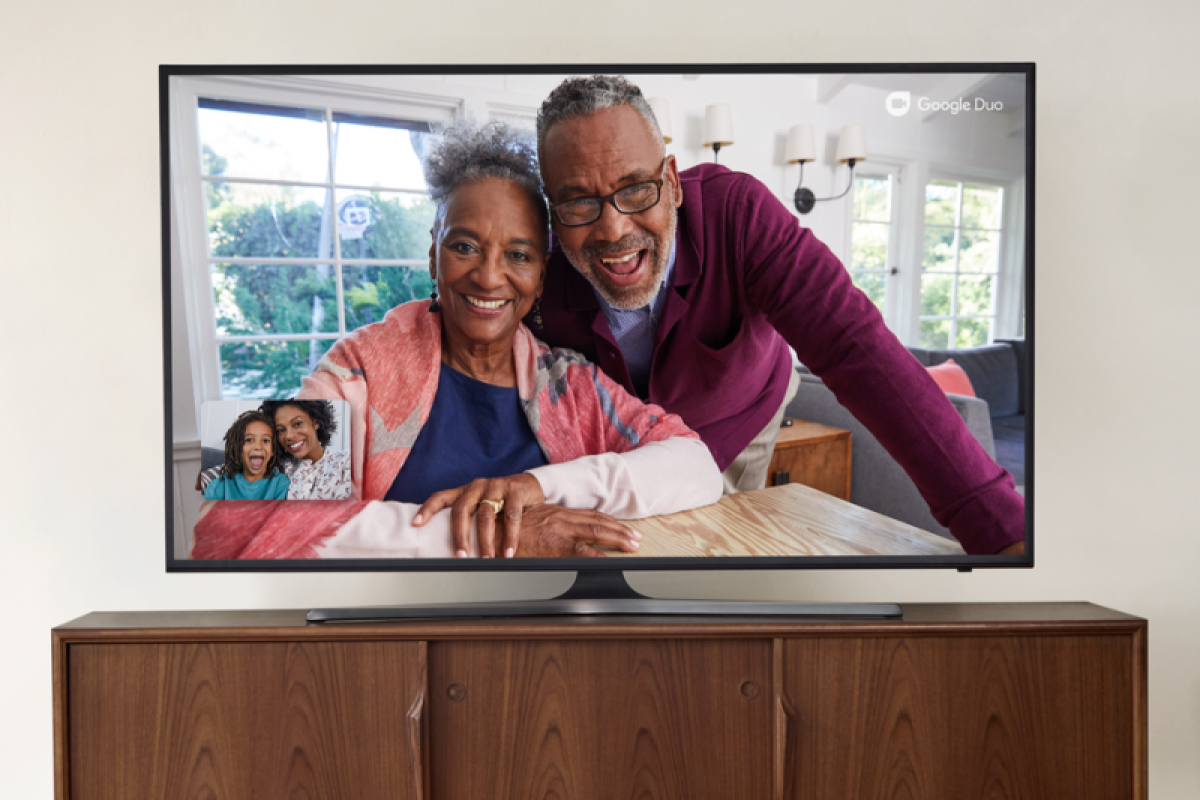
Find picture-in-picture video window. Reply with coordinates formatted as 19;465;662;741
167;68;1029;564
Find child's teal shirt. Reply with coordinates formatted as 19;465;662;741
202;471;290;501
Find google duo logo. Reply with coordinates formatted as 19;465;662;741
886;91;911;117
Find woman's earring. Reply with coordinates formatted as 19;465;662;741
428;289;441;313
533;297;543;330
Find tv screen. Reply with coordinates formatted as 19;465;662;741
164;64;1032;572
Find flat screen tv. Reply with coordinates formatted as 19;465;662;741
162;64;1033;617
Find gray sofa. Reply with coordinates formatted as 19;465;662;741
786;340;1025;540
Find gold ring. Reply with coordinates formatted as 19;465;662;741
480;498;504;515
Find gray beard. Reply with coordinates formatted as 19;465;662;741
561;205;678;311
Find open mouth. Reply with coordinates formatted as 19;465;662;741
288;440;307;454
248;456;265;471
463;295;511;313
597;250;648;285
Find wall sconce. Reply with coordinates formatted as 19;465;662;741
703;104;734;162
647;97;673;144
788;123;867;214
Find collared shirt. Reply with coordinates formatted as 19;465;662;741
594;239;677;398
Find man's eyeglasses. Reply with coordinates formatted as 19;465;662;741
550;159;667;227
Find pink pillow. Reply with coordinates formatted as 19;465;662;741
926;359;976;397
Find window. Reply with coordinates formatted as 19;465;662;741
196;98;436;398
919;179;1004;349
848;173;895;315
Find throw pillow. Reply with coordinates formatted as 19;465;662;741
926;359;976;397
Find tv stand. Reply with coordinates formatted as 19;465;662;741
306;569;902;622
54;603;1145;798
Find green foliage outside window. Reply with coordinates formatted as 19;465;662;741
206;162;436;398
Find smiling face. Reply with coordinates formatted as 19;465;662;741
430;177;548;355
274;404;324;463
541;105;682;310
240;420;275;481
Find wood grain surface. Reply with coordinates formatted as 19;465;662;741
779;634;1139;799
621;483;965;557
67;641;425;799
427;639;773;800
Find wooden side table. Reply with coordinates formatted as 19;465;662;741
766;417;852;499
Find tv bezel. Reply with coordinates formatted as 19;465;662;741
161;62;1034;573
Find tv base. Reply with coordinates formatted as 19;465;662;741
306;569;902;623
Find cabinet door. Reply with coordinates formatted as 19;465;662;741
428;639;772;800
68;641;426;800
779;635;1138;799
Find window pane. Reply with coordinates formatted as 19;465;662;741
962;184;1003;230
956;318;991;348
851;222;888;271
219;339;335;399
336;191;437;260
957;275;995;317
208;184;333;259
924;180;959;227
334;120;432;190
921;274;953;317
212;264;338;337
343;266;435;331
923;226;957;272
958;229;1000;273
851;271;886;312
199;103;329;183
919;319;951;349
853;176;890;223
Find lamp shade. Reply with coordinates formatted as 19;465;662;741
702;104;734;147
647;97;673;144
835;124;867;163
784;124;815;163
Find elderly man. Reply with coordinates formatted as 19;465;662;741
529;75;1024;556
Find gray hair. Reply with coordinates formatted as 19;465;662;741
422;119;548;232
536;75;663;157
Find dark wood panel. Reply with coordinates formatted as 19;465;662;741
780;635;1139;800
428;639;772;800
68;641;425;800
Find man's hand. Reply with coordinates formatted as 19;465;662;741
997;541;1025;556
412;473;547;558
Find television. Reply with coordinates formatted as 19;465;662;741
162;64;1033;619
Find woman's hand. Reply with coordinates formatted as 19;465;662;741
413;473;546;558
510;505;642;558
412;473;640;558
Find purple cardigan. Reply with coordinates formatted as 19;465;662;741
535;164;1024;555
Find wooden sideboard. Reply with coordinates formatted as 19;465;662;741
53;603;1146;799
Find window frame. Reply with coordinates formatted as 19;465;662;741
841;157;917;339
916;164;1024;350
169;76;529;429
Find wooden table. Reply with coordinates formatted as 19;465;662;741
766;417;852;498
621;482;965;557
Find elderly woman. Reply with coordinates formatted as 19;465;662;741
191;121;721;560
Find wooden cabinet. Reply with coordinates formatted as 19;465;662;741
767;418;852;499
54;604;1146;799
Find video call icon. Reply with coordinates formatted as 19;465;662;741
886;91;911;117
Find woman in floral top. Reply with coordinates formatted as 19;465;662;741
260;399;353;500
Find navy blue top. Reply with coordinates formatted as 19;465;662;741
385;363;548;504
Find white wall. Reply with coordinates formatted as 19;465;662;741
2;2;1197;797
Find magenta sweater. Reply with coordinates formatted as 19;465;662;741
536;164;1024;555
